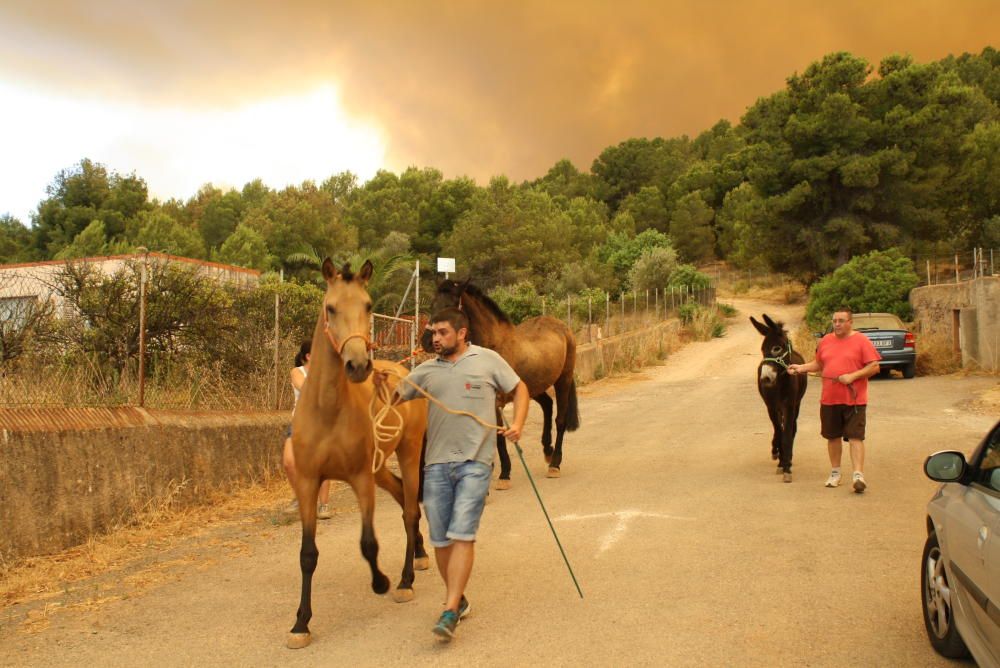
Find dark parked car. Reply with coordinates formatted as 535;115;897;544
852;312;917;378
922;420;1000;665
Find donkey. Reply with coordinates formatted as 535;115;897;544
750;314;808;482
287;259;429;649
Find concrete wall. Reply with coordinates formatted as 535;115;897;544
1;318;685;562
575;320;682;384
910;276;1000;371
0;408;286;561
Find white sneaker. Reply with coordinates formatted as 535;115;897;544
853;472;867;493
824;472;842;488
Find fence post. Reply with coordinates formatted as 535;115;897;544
587;296;593;343
605;291;610;336
955;254;959;283
670;286;675;311
138;249;148;408
542;296;546;316
926;260;931;286
620;292;625;334
413;260;419;367
273;268;282;409
567;294;572;330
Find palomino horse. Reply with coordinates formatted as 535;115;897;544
287;259;429;649
422;280;579;481
750;314;808;482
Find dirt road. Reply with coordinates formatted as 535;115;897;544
3;299;997;667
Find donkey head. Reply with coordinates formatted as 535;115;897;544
320;258;374;383
750;313;791;387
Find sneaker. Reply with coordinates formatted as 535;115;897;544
432;610;459;641
317;503;332;519
283;498;299;514
457;596;470;621
853;472;867;493
824;472;842;488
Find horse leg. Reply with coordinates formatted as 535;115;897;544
547;383;570;478
349;473;391;596
288;476;320;649
495;405;512;488
534;393;554;463
374;466;421;602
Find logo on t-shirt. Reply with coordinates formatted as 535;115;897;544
464;382;481;391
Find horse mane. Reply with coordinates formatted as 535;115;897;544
460;282;512;325
339;263;355;281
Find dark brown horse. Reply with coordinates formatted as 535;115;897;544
287;259;429;649
422;280;579;482
750;314;808;483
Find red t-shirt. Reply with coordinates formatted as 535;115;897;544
816;332;881;406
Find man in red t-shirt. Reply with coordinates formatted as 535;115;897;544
789;307;881;493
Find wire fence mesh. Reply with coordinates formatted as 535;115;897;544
1;253;720;410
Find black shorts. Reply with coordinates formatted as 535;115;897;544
820;404;867;441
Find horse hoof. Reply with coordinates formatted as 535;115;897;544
775;466;783;474
286;632;311;649
496;479;511;490
546;467;561;478
782;472;793;483
414;557;430;571
771;452;779;461
544;454;552;464
392;588;415;603
373;574;391;595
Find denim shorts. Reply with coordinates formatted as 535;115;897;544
422;460;492;547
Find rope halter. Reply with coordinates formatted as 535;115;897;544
762;343;793;371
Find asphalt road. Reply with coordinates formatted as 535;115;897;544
3;299;997;667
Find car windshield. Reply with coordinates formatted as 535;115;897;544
853;314;905;330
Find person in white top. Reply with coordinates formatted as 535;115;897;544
283;340;332;518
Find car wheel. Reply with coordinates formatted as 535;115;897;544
903;362;916;379
878;367;892;379
921;532;970;658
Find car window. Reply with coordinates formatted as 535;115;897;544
977;425;1000;493
852;314;905;330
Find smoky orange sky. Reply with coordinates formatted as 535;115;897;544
2;0;998;187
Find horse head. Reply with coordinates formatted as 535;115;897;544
750;313;791;388
320;257;374;383
420;278;470;352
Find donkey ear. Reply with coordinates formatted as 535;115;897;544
321;257;336;281
762;313;778;330
357;259;374;284
749;316;770;336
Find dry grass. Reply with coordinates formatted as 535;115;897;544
916;330;962;376
0;467;298;619
597;325;682;378
717;272;807;305
792;323;819;360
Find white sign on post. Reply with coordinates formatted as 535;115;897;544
437;257;456;278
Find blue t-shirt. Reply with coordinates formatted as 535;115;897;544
398;344;521;465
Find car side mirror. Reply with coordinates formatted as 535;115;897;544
924;451;967;483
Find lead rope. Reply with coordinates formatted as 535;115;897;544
370;365;584;599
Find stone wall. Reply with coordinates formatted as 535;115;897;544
575;320;682;383
0;408;286;561
910;276;1000;371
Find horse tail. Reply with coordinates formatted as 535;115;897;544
565;379;581;432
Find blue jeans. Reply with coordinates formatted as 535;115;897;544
423;461;492;547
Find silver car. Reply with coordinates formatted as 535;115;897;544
923;420;1000;666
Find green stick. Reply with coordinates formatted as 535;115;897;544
504;417;584;599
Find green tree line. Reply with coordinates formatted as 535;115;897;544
2;48;998;293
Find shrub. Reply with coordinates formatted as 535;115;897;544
668;264;713;290
805;249;919;330
487;281;542;324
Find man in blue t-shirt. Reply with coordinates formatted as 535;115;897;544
374;307;529;642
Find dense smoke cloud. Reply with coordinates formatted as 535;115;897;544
2;0;997;182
